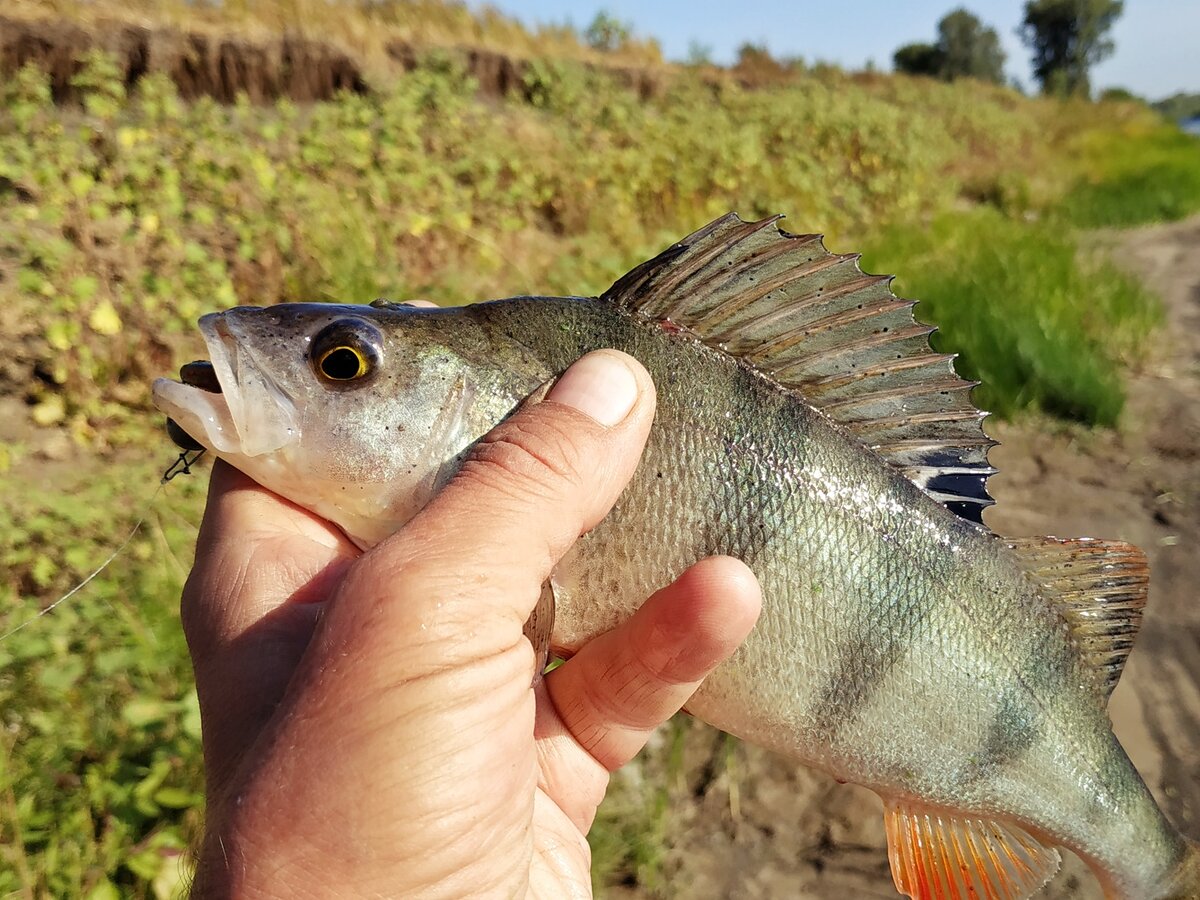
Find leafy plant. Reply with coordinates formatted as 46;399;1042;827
861;208;1161;425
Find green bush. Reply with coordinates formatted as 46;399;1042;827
861;208;1162;426
1061;121;1200;227
0;461;207;897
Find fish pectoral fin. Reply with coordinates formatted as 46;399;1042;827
883;797;1060;900
1008;536;1149;701
523;580;557;687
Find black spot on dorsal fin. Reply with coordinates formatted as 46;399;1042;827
602;213;997;526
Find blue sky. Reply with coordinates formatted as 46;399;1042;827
470;1;1199;99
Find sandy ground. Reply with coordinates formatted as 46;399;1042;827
611;216;1200;899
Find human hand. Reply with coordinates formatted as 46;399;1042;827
182;350;762;898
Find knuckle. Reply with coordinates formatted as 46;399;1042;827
460;415;590;499
181;544;253;643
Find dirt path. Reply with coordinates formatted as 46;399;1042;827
615;216;1200;899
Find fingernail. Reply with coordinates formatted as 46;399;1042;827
547;351;639;427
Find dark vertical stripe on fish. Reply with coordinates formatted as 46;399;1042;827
960;687;1041;787
806;615;918;742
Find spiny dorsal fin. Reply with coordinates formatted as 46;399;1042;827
883;797;1061;900
1008;536;1149;701
602;213;996;525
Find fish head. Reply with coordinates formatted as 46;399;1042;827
153;303;538;548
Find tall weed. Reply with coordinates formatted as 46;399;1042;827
861;209;1162;426
1061;124;1200;227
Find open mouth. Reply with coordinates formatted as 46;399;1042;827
152;316;242;455
164;361;221;450
153;311;300;458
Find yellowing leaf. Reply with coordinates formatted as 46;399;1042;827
31;395;65;426
152;850;192;900
89;300;122;335
85;880;121;900
46;320;74;351
408;213;434;237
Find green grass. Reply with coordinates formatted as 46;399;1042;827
0;457;207;898
861;208;1162;426
1061;123;1200;227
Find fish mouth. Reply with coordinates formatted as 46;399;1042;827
153;313;299;457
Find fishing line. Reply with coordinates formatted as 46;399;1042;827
0;448;207;643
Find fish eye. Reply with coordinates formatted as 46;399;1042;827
318;346;368;380
310;319;383;388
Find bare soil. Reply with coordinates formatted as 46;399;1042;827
613;216;1200;899
0;15;663;104
0;14;368;103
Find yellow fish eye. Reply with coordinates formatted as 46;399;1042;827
310;318;383;387
317;345;370;381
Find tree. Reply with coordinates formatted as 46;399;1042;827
734;43;787;82
686;39;714;67
1019;0;1124;97
584;10;632;53
938;9;1005;82
893;9;1005;84
893;42;944;78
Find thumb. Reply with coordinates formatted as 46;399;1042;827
430;347;656;582
320;349;656;677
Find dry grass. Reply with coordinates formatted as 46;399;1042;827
5;0;667;78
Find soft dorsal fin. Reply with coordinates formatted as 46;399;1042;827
883;797;1061;900
1008;536;1149;700
602;213;997;524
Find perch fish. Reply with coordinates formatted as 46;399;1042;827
154;213;1200;899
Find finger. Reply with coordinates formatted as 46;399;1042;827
542;557;760;797
183;461;357;662
324;350;657;677
183;461;358;799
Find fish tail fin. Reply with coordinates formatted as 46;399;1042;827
1160;838;1200;899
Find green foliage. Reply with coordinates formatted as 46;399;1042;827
732;43;806;84
1099;86;1141;104
1153;91;1200;122
0;49;1184;433
894;9;1005;84
6;56;1044;432
70;49;127;118
685;40;715;67
0;459;207;897
893;42;943;78
1019;0;1124;97
1061;123;1200;226
584;10;634;53
937;9;1006;83
862;208;1161;425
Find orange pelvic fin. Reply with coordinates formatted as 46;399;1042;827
883;797;1060;899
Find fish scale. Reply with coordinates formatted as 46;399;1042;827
153;213;1200;898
